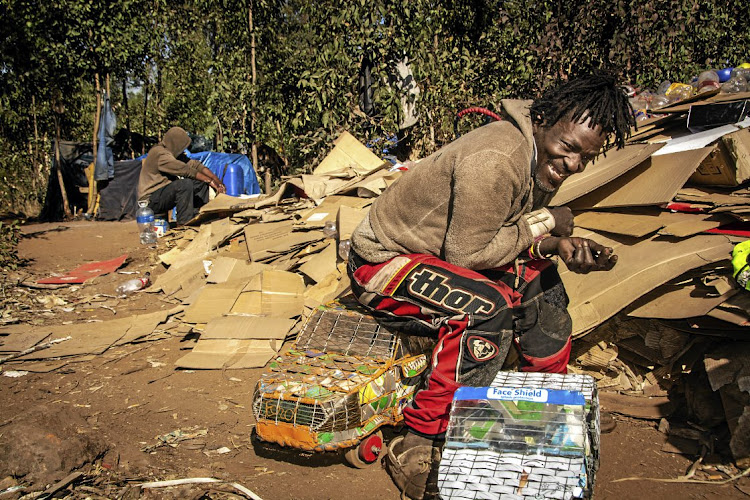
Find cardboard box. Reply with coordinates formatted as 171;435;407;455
689;128;750;187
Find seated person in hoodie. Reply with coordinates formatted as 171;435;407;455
137;127;226;224
347;72;635;500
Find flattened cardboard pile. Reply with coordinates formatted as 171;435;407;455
554;91;750;465
149;133;386;370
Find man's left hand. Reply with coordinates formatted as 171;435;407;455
538;236;617;274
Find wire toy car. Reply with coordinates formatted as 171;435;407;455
252;300;429;467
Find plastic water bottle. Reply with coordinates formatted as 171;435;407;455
136;201;157;244
115;272;151;296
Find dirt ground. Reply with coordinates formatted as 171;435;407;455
1;220;749;499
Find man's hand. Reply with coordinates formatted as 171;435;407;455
538;236;617;274
548;207;574;237
209;179;227;194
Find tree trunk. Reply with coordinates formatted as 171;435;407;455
31;95;39;193
89;73;102;214
54;114;72;219
249;1;263;193
142;72;149;154
122;78;132;158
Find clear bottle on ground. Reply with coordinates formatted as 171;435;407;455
136;201;157;244
115;272;151;296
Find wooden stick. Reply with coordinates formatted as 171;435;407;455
89;73;102;215
54;113;72;219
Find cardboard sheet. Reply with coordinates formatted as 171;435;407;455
299;195;373;226
174;338;278;369
627;283;737;320
244;221;324;262
230;270;305;318
313;131;386;175
206;256;267;284
200;315;295;340
298;242;337;283
567;147;714;209
550;143;663;205
561;228;735;337
0;324;54;353
337;204;369;241
182;280;246;324
37;254;128;284
574;209;725;238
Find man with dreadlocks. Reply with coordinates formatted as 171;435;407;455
346;72;634;500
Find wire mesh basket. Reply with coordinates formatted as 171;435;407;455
439;372;599;500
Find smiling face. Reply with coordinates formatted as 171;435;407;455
532;114;607;193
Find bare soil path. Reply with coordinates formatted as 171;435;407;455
1;220;747;499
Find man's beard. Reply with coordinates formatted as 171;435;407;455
533;168;556;193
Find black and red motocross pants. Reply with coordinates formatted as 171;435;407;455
347;250;572;437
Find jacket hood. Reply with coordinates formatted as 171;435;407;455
500;99;534;155
162;127;191;157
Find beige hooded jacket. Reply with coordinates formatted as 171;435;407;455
351;99;554;271
138;127;204;201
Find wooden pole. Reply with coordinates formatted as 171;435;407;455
89;73;101;214
54;112;72;219
31;95;40;193
249;0;264;193
122;77;132;157
142;71;149;154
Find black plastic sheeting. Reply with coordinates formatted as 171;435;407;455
40;141;91;221
97;159;142;221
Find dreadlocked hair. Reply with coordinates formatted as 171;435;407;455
529;71;635;150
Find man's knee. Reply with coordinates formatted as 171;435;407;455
172;178;194;194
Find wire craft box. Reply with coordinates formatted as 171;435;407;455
252;302;429;467
439;372;600;500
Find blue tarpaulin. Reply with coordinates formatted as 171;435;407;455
94;92;117;181
185;151;260;195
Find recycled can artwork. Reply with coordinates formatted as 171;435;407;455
252;302;429;467
438;372;600;500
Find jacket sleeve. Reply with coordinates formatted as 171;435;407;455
157;155;203;179
443;149;534;270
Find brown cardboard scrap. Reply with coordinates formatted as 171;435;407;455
287;174;351;202
313;131;386;176
298;242;337;283
174;338;278;369
561;228;734;337
303;262;349;309
201;315;295;340
299;195;373;227
153;258;206;296
0;324;53;353
14;318;135;360
627;281;737;320
182;280;246;324
338;168;404;198
337;204;370;241
159;224;211;268
574;341;618;370
573;207;727;239
599;391;675;419
114;307;184;345
550;143;663;205
209;218;247;250
567;147;714;209
260;270;305;318
206;256;268;284
230;270;305;318
574;209;666;238
244;221;324;262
